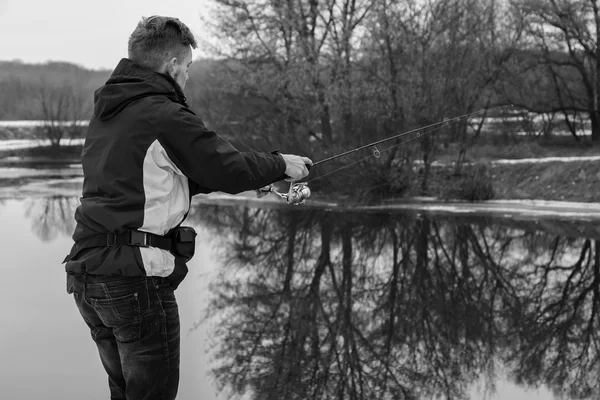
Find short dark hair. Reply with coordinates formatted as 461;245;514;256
128;16;198;71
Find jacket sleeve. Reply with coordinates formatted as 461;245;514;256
155;104;287;195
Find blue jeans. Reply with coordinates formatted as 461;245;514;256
66;273;180;400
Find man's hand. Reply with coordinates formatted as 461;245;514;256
256;185;272;198
281;154;313;181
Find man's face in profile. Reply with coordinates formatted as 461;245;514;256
168;45;193;91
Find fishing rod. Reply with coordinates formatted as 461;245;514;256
259;104;512;205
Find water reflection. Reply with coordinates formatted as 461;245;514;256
188;203;600;400
24;196;78;242
17;196;600;399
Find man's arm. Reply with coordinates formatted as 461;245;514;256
155;105;310;194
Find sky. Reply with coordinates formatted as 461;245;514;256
0;0;214;70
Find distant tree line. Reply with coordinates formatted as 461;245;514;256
0;61;108;121
0;61;110;147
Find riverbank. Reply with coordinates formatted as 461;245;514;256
1;142;600;204
416;159;600;203
0;143;82;167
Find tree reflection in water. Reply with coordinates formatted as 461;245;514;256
189;204;600;400
24;196;78;242
19;196;600;399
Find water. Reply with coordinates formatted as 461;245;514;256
0;198;219;400
0;120;89;128
2;189;600;399
0;138;85;151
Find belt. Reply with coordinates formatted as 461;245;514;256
105;230;172;250
70;272;171;285
84;230;172;251
63;230;173;263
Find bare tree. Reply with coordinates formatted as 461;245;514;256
205;0;377;154
36;77;88;149
355;0;521;191
509;0;600;141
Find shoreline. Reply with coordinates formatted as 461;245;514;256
193;191;600;216
2;145;600;206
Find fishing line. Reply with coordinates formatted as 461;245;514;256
306;124;439;184
304;104;510;184
311;105;509;169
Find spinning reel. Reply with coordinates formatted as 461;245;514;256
256;182;311;205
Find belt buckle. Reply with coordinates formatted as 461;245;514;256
129;231;149;247
107;233;117;246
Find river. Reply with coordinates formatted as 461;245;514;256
1;169;600;399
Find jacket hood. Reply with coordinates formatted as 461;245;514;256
93;58;187;121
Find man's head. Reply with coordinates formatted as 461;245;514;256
128;16;197;90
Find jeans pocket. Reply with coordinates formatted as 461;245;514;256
66;275;80;301
91;293;142;343
66;275;73;294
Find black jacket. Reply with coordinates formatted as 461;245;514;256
64;58;286;287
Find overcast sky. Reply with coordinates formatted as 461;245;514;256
0;0;213;70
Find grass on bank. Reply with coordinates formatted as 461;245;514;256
421;161;600;202
439;137;600;202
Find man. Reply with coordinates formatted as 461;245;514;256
63;15;312;400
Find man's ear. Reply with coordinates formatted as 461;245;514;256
166;57;178;75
